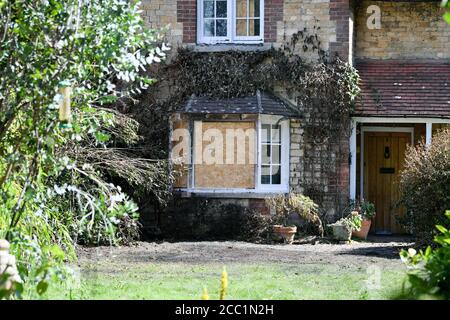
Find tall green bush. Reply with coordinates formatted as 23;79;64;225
399;128;450;244
0;0;167;297
399;211;450;299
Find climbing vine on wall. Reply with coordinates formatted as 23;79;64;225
132;29;360;216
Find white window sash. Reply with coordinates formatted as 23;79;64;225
183;116;289;193
232;0;264;42
197;0;264;44
257;115;290;192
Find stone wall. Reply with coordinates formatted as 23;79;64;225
140;0;353;61
140;196;269;239
355;0;450;59
141;0;184;45
289;118;349;221
275;0;336;60
138;0;354;237
289;118;304;191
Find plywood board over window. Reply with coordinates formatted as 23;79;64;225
171;118;190;188
194;121;256;189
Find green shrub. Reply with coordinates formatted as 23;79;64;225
0;0;165;296
399;128;450;245
265;193;324;237
399;211;450;299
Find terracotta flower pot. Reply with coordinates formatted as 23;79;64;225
329;223;352;241
352;219;372;240
272;225;297;244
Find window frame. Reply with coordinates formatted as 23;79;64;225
197;0;265;45
178;115;290;194
257;115;290;192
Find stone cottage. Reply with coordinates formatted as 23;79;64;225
140;0;450;237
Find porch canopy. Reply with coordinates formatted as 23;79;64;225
349;59;450;201
182;90;298;117
354;59;450;118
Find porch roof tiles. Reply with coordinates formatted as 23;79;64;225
182;90;299;117
354;59;450;118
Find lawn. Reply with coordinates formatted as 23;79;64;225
30;241;409;300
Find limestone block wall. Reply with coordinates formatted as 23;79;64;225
141;0;184;46
277;0;337;60
289;118;350;220
140;0;353;61
355;1;450;59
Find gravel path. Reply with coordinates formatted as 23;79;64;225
78;236;413;269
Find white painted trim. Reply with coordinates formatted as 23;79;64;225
197;0;264;44
426;122;433;145
188;115;289;193
349;120;357;200
175;188;288;195
352;117;450;124
257;114;290;192
361;126;415;141
359;126;414;200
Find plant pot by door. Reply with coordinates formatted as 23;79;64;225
352;219;372;240
272;225;297;244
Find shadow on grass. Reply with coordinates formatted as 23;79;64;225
338;244;409;260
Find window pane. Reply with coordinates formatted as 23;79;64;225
262;144;270;164
261;165;271;184
249;18;260;36
261;124;270;143
204;1;214;18
216;19;227;36
272;145;281;165
204;19;215;36
236;19;247;36
236;0;247;18
249;0;260;17
216;1;227;18
272;165;281;185
271;125;280;142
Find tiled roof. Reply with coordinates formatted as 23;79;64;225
182;90;299;117
354;59;450;118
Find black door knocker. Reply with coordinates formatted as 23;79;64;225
384;146;390;159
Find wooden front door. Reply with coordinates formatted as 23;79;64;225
364;131;411;234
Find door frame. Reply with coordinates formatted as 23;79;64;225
360;126;414;200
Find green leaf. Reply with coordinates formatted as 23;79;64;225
94;131;111;143
36;280;49;295
99;95;118;104
436;225;448;234
444;12;450;25
50;244;65;261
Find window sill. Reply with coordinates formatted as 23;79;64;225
187;43;273;53
175;189;289;199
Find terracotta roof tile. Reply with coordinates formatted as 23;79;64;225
354;59;450;118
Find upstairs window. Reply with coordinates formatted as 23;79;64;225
197;0;264;44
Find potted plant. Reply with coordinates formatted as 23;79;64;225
329;211;362;242
266;193;323;244
351;200;376;240
271;224;297;244
265;195;297;244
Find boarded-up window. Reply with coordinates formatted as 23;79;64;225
171;118;190;188
194;121;256;189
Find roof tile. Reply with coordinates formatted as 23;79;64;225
355;59;450;118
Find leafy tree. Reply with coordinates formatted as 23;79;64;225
400;211;450;299
399;129;450;245
443;0;450;24
0;0;168;297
